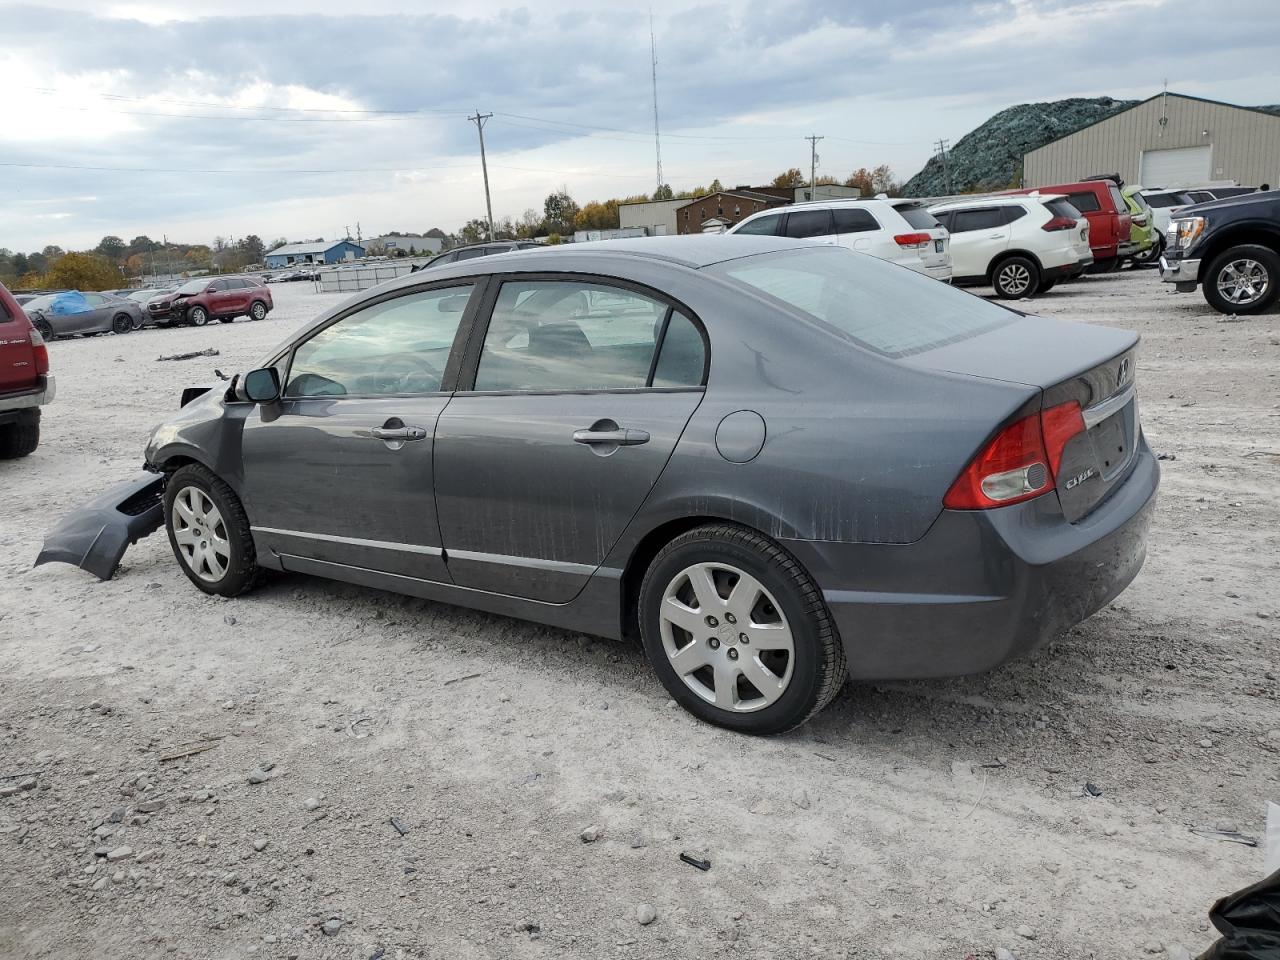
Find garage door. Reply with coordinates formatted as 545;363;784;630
1140;145;1212;186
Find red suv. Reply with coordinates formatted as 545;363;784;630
1004;179;1133;272
168;276;273;326
0;280;53;458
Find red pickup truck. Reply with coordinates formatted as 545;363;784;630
0;281;54;458
1004;178;1134;272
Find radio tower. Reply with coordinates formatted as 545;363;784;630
649;10;663;197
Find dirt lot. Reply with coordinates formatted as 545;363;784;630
1;271;1277;960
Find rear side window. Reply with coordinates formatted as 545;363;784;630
1001;206;1027;224
784;210;833;239
1044;198;1083;219
734;214;782;236
1144;193;1181;208
1107;185;1127;212
285;285;474;397
651;312;706;387
951;208;1005;233
474;280;679;392
454;248;489;261
1066;191;1101;213
832;208;879;233
894;204;940;229
712;247;1013;358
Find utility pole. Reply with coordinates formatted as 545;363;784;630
649;10;663;198
806;135;824;199
935;138;952;195
468;110;496;241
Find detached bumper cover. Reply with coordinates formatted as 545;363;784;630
34;472;165;581
783;445;1159;680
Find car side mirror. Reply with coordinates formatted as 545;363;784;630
243;367;281;403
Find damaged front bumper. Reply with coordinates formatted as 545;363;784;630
34;472;165;580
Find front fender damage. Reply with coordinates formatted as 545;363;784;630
34;472;165;581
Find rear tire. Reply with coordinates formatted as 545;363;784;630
249;300;268;321
111;313;133;335
638;523;847;735
0;416;39;459
164;463;261;597
187;305;209;327
1130;236;1163;266
32;316;54;340
1038;280;1057;293
218;317;234;324
992;255;1040;299
1202;244;1280;315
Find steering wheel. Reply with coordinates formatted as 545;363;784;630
378;354;442;392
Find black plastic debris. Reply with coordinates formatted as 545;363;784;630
1197;868;1280;959
679;852;711;871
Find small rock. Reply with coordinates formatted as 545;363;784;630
105;846;133;862
1143;941;1163;955
995;949;1017;960
580;825;601;843
222;872;240;887
136;800;165;814
1015;926;1036;940
792;789;810;809
252;839;268;852
636;904;657;926
91;877;108;891
302;797;322;811
0;785;17;798
224;615;237;626
18;777;37;791
322;918;343;936
1105;826;1119;837
1084;782;1102;797
1197;739;1213;749
246;769;272;785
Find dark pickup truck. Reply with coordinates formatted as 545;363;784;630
0;280;54;458
1160;189;1280;314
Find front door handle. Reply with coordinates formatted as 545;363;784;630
573;427;649;446
372;425;427;441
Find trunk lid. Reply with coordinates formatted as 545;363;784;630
902;314;1142;522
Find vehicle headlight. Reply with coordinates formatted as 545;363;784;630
1172;216;1206;249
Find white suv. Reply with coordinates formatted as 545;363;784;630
927;195;1092;298
727;198;951;281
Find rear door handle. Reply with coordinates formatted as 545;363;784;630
372;425;427;441
572;427;650;446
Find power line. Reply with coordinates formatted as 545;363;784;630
0;158;661;180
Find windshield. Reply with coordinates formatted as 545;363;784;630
710;247;1014;358
23;295;55;311
175;279;208;295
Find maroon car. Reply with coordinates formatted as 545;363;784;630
152;276;273;326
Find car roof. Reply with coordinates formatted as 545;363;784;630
930;195;1062;210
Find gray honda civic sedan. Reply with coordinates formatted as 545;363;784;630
124;236;1158;733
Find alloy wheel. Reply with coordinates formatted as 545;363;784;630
250;302;267;320
170;486;231;583
997;262;1031;296
658;561;795;712
1216;258;1269;306
112;314;132;335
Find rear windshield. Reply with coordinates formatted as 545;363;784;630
894;204;940;229
1127;191;1150;211
710;247;1014;358
1044;198;1083;219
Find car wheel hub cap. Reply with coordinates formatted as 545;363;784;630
1218;259;1267;305
659;561;794;713
1001;264;1030;294
171;486;230;583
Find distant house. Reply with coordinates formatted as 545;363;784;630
674;190;789;235
366;234;443;256
264;240;365;268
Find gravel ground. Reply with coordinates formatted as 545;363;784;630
1;271;1278;960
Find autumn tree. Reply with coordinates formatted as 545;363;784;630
42;252;120;291
843;167;874;195
771;168;805;188
574;199;620;231
543;191;579;235
515;208;544;239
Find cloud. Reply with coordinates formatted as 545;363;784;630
1;0;1278;250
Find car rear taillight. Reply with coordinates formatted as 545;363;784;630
29;325;50;375
943;400;1086;510
893;232;931;248
1041;216;1076;232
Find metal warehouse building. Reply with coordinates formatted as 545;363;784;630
1024;93;1280;188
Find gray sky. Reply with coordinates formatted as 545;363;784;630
3;0;1279;251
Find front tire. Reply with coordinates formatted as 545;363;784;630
187;305;209;326
249;300;268;321
164;464;260;597
638;524;847;735
111;313;133;335
992;255;1040;299
32;316;54;341
1203;244;1280;315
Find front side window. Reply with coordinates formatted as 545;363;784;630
285;285;474;398
735;214;781;236
712;247;1014;358
784;210;834;239
473;280;703;392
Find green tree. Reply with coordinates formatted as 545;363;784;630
515;208;544;239
771;168;805;188
652;184;673;200
42;252;120;291
95;236;127;262
458;218;490;244
10;253;28;278
543;191;579;235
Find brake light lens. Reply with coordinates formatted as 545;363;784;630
1041;216;1077;232
943;400;1086;510
28;324;50;375
893;232;931;248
